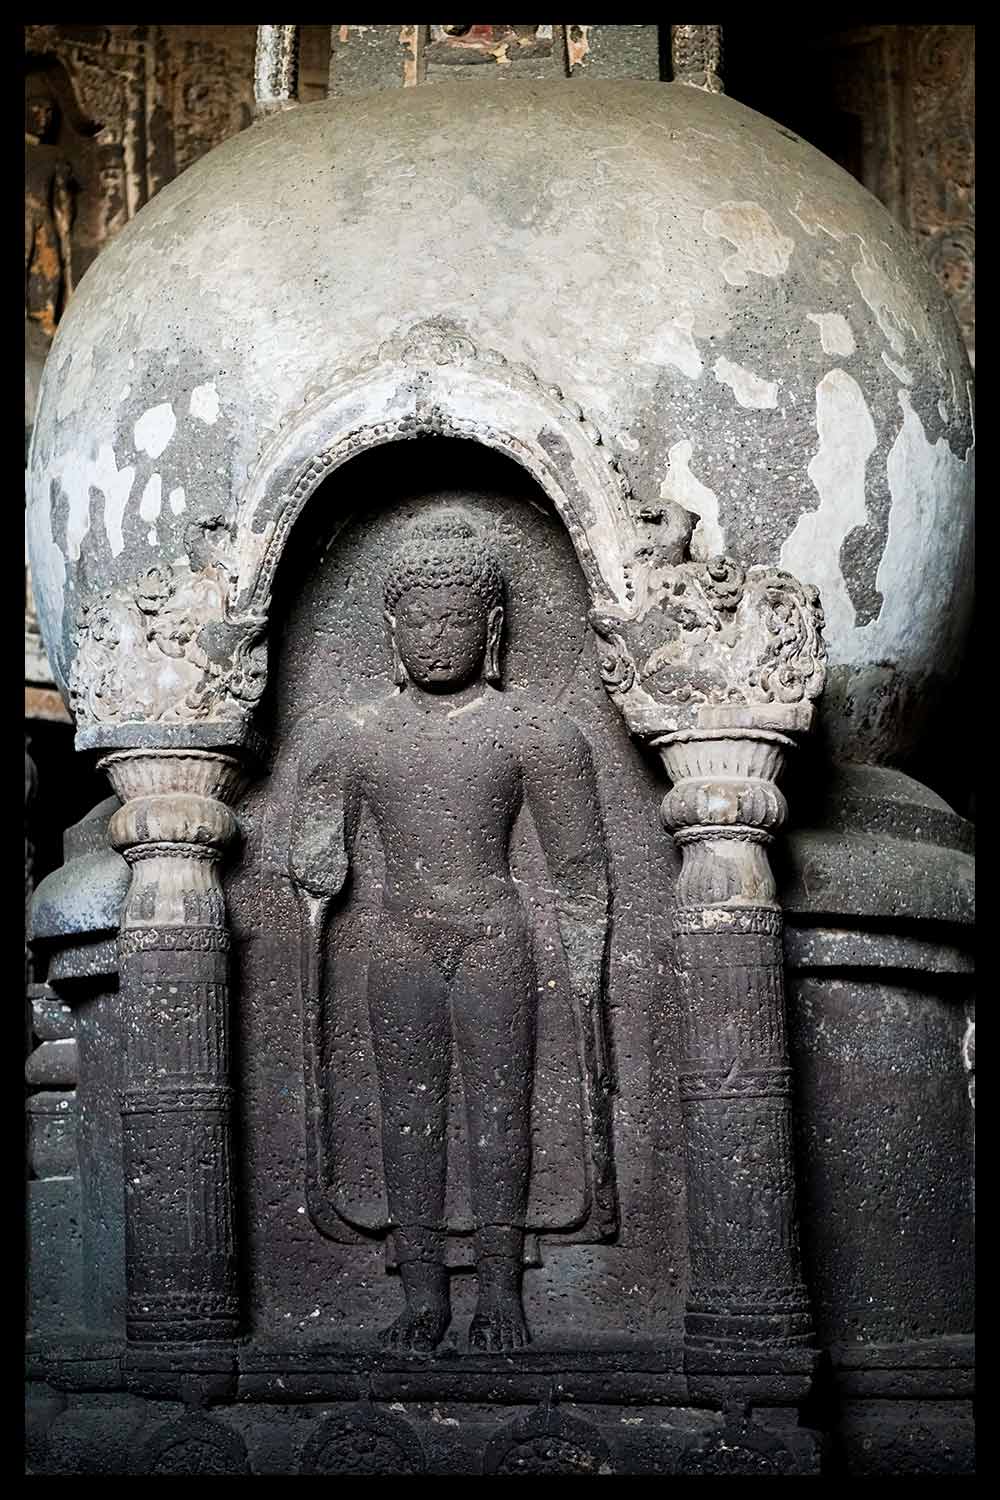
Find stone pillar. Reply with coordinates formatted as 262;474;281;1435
254;25;300;116
656;712;812;1349
670;25;724;92
102;749;244;1344
590;520;825;1356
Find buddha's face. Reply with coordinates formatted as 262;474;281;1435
391;583;499;692
26;94;56;141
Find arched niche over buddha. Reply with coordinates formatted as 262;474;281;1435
225;436;686;1348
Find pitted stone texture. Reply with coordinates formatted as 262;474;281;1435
776;764;974;1350
226;444;684;1349
27;80;972;763
28;1390;830;1475
31;795;127;947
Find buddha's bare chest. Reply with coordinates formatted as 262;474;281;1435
361;717;521;817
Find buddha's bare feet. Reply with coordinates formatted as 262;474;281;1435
469;1259;529;1353
380;1300;450;1352
381;1259;451;1353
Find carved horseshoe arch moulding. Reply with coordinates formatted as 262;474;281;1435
70;329;657;752
232;328;641;630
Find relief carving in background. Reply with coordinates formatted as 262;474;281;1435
289;513;617;1352
909;26;974;365
805;24;974;365
25;73;77;339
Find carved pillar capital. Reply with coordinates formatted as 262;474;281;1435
106;749;244;851
101;747;248;1344
655;720;794;909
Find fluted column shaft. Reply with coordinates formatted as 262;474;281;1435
103;749;244;1344
657;725;812;1350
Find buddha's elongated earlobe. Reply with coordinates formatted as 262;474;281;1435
385;610;408;686
485;604;504;686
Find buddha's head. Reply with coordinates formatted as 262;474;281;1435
384;515;504;692
26;83;57;143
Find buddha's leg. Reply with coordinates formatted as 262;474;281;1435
452;915;536;1352
368;913;452;1351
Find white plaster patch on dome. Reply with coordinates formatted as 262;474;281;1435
190;381;221;425
63;466;93;564
168;486;187;515
858;389;973;670
61;443;137;562
139;473;162;524
780;370;876;651
850;238;952;405
118;385;131;403
94;444;138;558
660;440;723;557
642;317;703;380
702;201;795;287
147;528;158;546
134;402;176;460
806;312;855;357
881;352;914;385
938;398;949;423
712;356;778;410
787;195;846;242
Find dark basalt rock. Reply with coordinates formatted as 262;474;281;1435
25;46;973;1479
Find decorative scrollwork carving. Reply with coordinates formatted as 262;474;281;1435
298;1407;425;1476
588;503;827;737
590;614;636;695
133;1415;248;1476
69;542;268;729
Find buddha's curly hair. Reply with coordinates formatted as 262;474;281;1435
383;515;504;613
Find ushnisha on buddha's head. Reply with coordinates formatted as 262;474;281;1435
383;516;505;692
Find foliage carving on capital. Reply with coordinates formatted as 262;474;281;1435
69;516;267;729
589;503;826;736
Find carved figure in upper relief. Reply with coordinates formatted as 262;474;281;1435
290;515;614;1353
25;79;75;338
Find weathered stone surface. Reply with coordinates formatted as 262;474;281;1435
31;795;127;945
24;35;974;1479
27;80;972;765
26;1387;829;1476
229;447;682;1350
28;1179;84;1334
778;764;973;1351
834;1398;974;1476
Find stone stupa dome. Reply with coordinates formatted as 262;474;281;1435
27;80;973;763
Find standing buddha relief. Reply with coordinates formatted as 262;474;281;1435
289;514;618;1353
